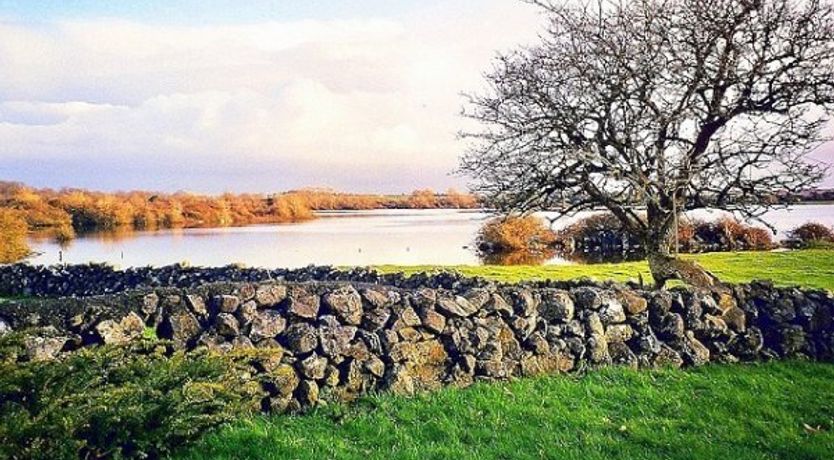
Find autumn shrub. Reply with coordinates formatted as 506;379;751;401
690;217;776;251
555;213;775;254
0;182;478;242
555;213;642;251
477;215;556;253
0;209;30;264
0;335;264;460
786;222;834;248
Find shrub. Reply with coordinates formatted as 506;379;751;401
555;213;641;251
477;215;556;253
688;217;775;252
0;209;30;264
0;336;264;460
787;222;834;248
555;213;775;255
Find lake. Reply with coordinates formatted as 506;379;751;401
26;205;834;268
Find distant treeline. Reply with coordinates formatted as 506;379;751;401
0;182;480;262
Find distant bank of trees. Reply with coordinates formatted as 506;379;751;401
0;182;481;251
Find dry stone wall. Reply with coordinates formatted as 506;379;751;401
2;276;832;413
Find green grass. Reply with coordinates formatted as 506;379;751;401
375;249;834;291
177;361;834;460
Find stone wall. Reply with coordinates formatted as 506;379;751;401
2;277;832;412
0;263;489;298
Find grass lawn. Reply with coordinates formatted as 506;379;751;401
177;361;834;460
375;249;834;291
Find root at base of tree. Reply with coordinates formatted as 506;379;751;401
648;253;725;291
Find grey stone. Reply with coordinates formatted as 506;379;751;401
299;353;328;380
213;295;241;313
437;295;479;317
215;313;240;337
250;310;287;342
95;312;145;344
286;287;320;320
255;284;288;307
538;289;575;322
160;311;201;348
323;285;363;325
283;323;318;354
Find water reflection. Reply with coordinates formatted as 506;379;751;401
22;206;834;268
477;249;559;266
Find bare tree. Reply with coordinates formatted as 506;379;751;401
460;0;834;288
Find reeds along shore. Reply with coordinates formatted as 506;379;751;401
0;182;480;255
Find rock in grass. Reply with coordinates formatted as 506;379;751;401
94;312;145;344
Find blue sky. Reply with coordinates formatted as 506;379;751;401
0;0;434;23
0;1;831;194
0;0;541;193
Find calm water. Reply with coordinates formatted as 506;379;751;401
26;205;834;268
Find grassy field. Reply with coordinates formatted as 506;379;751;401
376;249;834;291
178;361;834;460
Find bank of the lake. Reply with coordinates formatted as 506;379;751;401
376;249;834;291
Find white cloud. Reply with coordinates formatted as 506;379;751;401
0;1;541;192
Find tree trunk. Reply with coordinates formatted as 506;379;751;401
643;216;723;290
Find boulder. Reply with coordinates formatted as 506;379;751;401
605;324;634;343
213;295;241;314
141;293;160;316
653;344;684;368
298;353;328;380
185;294;208;318
282;323;318;354
24;333;69;361
323;286;363;325
437;295;479;318
255;284;288;307
286;287;320;320
419;308;447;334
538;290;575;322
94;312;145;344
618;290;648;315
237;300;258;326
249;310;287;342
678;331;710;366
599;299;626;324
215;313;240;337
266;364;299;398
361;288;395;309
160;311;201;348
318;316;356;358
297;380;319;406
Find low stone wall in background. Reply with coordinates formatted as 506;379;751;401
0;263;492;298
1;276;832;413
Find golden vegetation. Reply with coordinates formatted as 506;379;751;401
287;188;479;210
0;182;481;254
0;209;29;263
477;215;556;252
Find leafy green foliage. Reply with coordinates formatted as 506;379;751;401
178;362;834;460
0;337;264;460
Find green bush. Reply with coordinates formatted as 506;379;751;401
0;334;265;460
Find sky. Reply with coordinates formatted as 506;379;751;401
0;1;831;194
